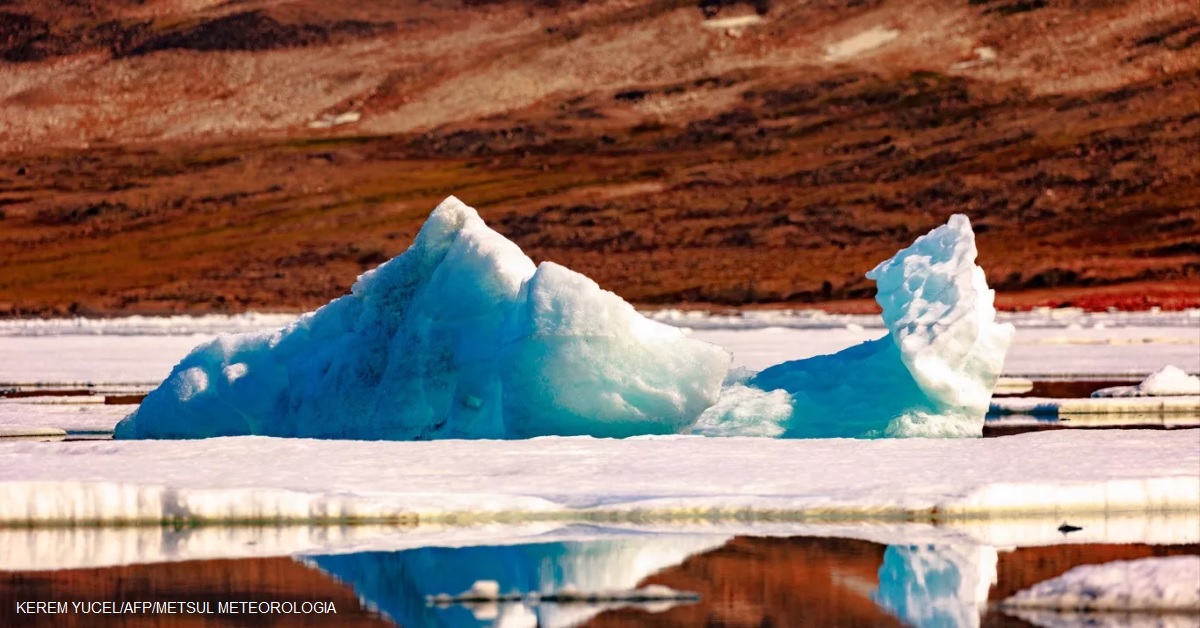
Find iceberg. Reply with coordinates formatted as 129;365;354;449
115;197;1010;441
1092;365;1200;398
742;214;1014;438
115;197;730;440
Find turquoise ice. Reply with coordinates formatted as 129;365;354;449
115;199;1011;441
115;197;730;440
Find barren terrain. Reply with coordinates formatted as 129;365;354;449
1;0;1198;315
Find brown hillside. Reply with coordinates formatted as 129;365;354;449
1;0;1197;315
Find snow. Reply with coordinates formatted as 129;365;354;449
1093;365;1200;398
0;313;298;337
701;15;764;30
0;401;130;433
745;215;1014;438
1002;556;1200;612
0;335;213;386
825;26;900;60
114;197;730;440
0;426;65;438
0;429;1195;526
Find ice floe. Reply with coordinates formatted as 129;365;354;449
0;429;1195;526
1093;365;1200;398
1002;556;1200;612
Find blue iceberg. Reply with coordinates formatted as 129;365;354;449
115;198;1011;441
701;215;1014;438
115;197;730;440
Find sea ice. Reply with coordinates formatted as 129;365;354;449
114;197;730;440
1001;556;1200;612
2;430;1196;526
745;215;1015;437
1092;365;1200;398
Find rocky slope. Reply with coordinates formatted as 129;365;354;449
1;0;1197;315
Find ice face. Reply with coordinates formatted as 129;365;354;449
746;214;1015;438
115;197;730;440
498;262;730;437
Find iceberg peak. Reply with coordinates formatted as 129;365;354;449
115;197;730;440
745;213;1014;438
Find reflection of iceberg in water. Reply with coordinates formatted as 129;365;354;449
874;544;998;628
303;532;729;628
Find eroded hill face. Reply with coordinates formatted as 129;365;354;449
0;0;1197;315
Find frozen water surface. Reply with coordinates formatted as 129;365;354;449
0;429;1195;526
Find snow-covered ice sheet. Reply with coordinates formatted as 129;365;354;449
0;430;1195;526
1002;556;1200;612
0;400;129;433
1094;365;1200;398
0;335;214;386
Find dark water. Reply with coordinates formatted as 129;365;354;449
2;532;1196;627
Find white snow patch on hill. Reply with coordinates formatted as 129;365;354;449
825;26;900;60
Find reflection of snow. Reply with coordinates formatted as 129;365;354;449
874;544;997;628
305;534;728;628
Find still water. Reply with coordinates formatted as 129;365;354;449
2;524;1197;627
